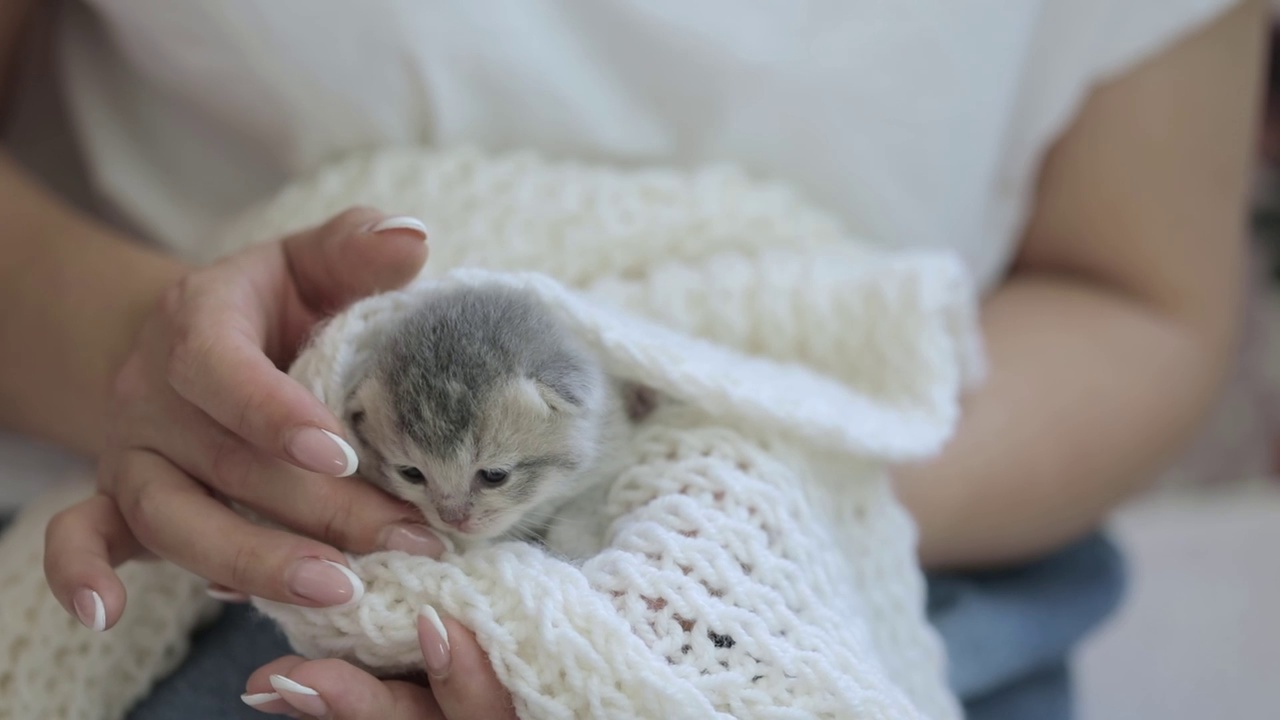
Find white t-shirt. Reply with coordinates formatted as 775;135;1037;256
0;1;1241;511
56;0;1240;293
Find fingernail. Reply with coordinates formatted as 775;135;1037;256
73;588;105;631
286;558;364;607
241;691;300;718
418;604;452;679
239;692;282;707
269;675;329;717
366;215;428;240
206;585;251;603
381;523;446;557
286;427;358;477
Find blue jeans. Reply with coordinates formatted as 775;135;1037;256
118;532;1125;719
926;533;1126;720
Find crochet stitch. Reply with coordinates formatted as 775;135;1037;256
0;482;216;720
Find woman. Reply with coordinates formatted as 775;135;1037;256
0;1;1266;717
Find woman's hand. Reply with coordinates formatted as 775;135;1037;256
242;607;517;719
44;206;448;629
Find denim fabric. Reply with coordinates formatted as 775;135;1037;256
126;603;290;720
927;532;1126;720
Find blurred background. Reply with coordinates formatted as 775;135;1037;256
2;4;1279;720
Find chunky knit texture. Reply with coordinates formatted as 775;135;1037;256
0;146;981;719
0;482;217;720
224;147;983;720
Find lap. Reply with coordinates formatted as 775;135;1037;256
926;532;1127;720
119;534;1125;719
125;603;293;720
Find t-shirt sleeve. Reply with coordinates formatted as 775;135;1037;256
1008;0;1247;161
1085;0;1248;82
984;0;1248;282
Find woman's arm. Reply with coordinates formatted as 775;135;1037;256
0;1;187;454
894;0;1267;569
0;151;186;455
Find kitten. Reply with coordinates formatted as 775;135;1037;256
344;284;650;554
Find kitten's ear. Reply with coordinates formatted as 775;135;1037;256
346;406;367;432
622;382;659;422
512;377;579;416
343;380;369;431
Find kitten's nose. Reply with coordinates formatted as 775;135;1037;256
438;505;470;528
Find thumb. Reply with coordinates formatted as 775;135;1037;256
284;206;429;315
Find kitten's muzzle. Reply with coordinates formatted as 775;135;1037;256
437;503;472;529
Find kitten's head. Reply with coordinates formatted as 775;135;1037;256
343;285;607;540
348;373;602;540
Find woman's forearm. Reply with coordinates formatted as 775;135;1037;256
0;151;186;456
894;272;1238;570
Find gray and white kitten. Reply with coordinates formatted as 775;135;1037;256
345;284;648;553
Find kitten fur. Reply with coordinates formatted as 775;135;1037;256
345;284;633;551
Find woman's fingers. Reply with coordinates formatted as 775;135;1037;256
204;583;251;603
233;468;446;560
245;656;444;720
43;494;141;631
162;396;440;558
190;430;442;559
283;206;429;315
163;310;357;478
109;449;364;607
242;656;309;717
421;607;519;720
128;376;441;560
163;207;429;481
242;611;516;720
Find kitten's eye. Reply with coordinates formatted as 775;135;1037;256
397;466;426;484
477;469;509;487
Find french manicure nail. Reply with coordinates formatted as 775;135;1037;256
286;427;358;477
269;675;329;717
418;604;452;679
367;215;428;240
74;588;105;631
381;523;446;557
286;558;364;607
239;691;282;708
206;585;251;603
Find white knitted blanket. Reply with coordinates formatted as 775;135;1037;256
224;148;983;720
0;147;981;720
